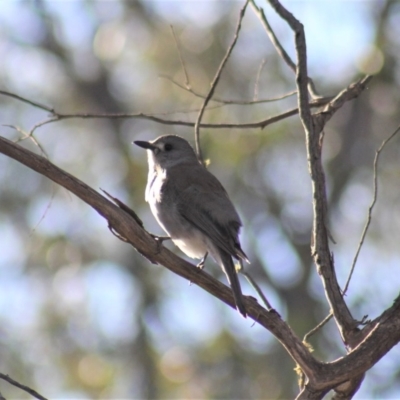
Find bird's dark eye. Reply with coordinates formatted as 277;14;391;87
164;143;173;151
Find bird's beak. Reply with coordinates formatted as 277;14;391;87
134;141;158;151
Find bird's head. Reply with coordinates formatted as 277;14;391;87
134;135;199;169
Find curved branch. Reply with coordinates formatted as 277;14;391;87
343;122;400;295
0;373;48;400
194;0;249;163
1;115;399;397
0;135;320;381
160;75;297;105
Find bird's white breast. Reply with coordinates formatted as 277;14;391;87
146;170;208;260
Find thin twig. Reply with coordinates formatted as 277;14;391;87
0;90;55;113
3;124;49;157
160;75;297;105
313;75;372;133
194;0;250;164
0;373;48;400
17;107;306;135
57;99;326;129
29;187;56;237
250;0;320;98
151;102;226;114
254;58;267;100
303;313;333;343
28;116;60;136
24;102;327;134
343;124;400;295
251;1;295;72
265;0;313;132
240;270;273;310
170;25;191;88
0;88;331;136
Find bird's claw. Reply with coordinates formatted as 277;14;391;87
196;252;208;269
150;234;171;253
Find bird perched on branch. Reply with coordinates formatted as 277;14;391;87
135;135;249;318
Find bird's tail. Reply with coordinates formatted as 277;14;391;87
218;250;247;318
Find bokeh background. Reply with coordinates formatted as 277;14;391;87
0;0;400;399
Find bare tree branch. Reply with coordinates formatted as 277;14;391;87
254;58;267;100
3;125;48;157
194;0;249;164
303;313;333;343
0;373;48;400
0;90;54;113
250;0;320;98
343;124;400;295
261;1;376;397
0;89;332;138
0;1;396;396
296;385;328;400
1;133;400;397
160;74;297;105
263;0;373;353
0;134;320;380
313;75;373;132
240;270;273;310
170;25;191;89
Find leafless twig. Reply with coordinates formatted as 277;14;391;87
170;25;191;88
240;270;273;310
313;75;372;132
250;0;320;98
254;58;267;100
0;89;330;137
0;373;48;400
3;124;49;157
343;124;400;295
303;312;333;343
160;74;297;105
194;0;250;164
0;90;54;113
29;187;56;237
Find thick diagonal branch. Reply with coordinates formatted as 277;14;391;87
1;116;399;397
0;135;320;381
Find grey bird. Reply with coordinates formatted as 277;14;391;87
134;135;249;318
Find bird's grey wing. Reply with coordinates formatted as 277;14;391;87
175;171;247;260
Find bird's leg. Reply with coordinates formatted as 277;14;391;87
197;252;208;269
150;234;171;253
188;252;208;287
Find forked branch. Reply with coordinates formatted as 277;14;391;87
264;0;369;348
